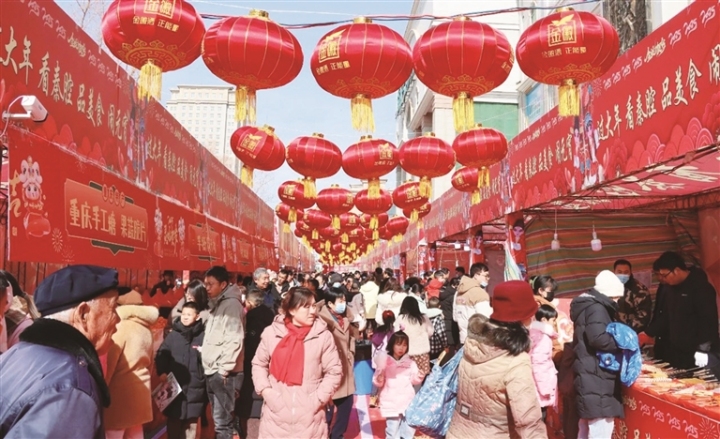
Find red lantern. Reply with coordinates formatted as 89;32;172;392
339;213;361;243
311;18;413;132
452;167;483;205
316;185;354;230
356;190;392;240
386;216;410;242
360;213;388;230
278;180;315;223
377;226;394;242
402;202;431;228
303;209;332;240
202;10;303;124
102;0;205;100
392;181;429;223
276;203;303;232
293;227;303;239
319;226;341;252
342;136;399;198
230;125;285;187
286;134;342;198
413;18;514;132
452;125;508;188
516;9;619;116
398;133;455;198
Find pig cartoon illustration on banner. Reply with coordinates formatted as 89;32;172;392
11;157;51;238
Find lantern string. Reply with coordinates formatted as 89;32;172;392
196;0;601;29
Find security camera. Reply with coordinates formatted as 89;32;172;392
21;96;48;122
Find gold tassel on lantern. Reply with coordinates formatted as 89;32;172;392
452;92;474;133
302;236;308;246
235;87;258;125
332;215;341;230
138;61;163;101
367;178;381;199
288;207;297;223
302;177;317;199
372;230;379;241
351;94;375;132
471;190;481;205
341;233;349;243
419;177;432;199
393;234;402;243
240;165;254;187
350;242;356;252
312;229;319;240
369;215;379;230
410;209;419;223
558;79;580;117
283;223;290;233
325;240;331;253
478;167;490;188
418;218;424;229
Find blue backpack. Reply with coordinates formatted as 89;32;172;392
596;322;642;386
405;347;464;437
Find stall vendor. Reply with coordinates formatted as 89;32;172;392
614;259;653;333
642;251;719;371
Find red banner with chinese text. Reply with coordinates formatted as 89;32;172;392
423;190;471;244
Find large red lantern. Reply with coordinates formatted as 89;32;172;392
311;18;413;132
102;0;205;100
276;203;303;232
230;125;285;187
355;189;392;239
278;180;315;223
360;213;389;230
342;136;399;198
452;167;482;205
303;209;332;240
413;17;514;132
398;133;455;199
316;185;354;230
386;216;410;242
516;9;619;116
392;181;429;223
202;10;303;124
339;213;361;243
286;134;343;198
452;125;508;188
402;202;431;228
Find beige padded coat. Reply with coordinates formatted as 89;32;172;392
447;332;548;439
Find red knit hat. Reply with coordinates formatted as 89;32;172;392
490;280;539;323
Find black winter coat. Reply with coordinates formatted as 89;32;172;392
439;283;458;345
236;305;275;418
570;289;624;420
155;318;207;420
647;267;719;369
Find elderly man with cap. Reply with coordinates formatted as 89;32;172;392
0;265;120;438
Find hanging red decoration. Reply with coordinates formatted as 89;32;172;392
339;213;361;243
516;9;619;116
319;226;341;252
342;136;399;198
386;216;410;242
202;10;303;124
398;133;455;199
303;209;332;240
452;124;508;189
275;203;303;232
392;180;429;223
412;17;514;132
278;180;316;223
102;0;205;100
310;18;413;132
355;190;392;240
230;125;285;187
286;134;343;198
360;213;389;230
452;167;484;205
377;226;394;242
402;202;431;228
316;185;354;230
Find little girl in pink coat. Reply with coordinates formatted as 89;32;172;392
529;305;559;420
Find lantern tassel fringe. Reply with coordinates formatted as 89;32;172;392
419;177;432;199
478;168;490;188
312;229;319;240
138;61;162;101
341;233;349;243
410;209;419;223
288;207;297;223
325;240;331;253
302;178;317;199
332;216;341;230
370;215;379;230
418;218;424;229
241;165;254;188
235;87;258;125
372;230;379;241
559;80;580;117
368;179;380;199
471;190;481;205
393;234;402;243
283;223;290;233
351;94;375;133
452;92;474;133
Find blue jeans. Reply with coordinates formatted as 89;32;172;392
206;372;242;439
385;416;415;439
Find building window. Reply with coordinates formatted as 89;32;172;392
523;84;544;127
473;102;519;140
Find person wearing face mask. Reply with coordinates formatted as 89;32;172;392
453;263;493;344
531;275;559;306
316;283;360;439
613;259;652;334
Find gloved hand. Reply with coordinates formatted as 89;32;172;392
695;351;709;368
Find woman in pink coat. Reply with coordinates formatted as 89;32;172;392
529;304;559;419
252;287;343;439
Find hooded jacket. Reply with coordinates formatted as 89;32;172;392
202;284;245;376
104;304;159;429
0;319;110;439
252;315;343;439
155;317;207;420
375;290;408;326
372;351;424;418
447;320;547;439
425;278;444;299
317;301;358;399
453;276;492;344
570;289;623;420
529;320;558;407
359;281;380;320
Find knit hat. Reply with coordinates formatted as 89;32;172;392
490;280;538;323
594;270;624;297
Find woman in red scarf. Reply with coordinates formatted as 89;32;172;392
252;287;343;439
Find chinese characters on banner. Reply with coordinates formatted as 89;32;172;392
0;0;277;267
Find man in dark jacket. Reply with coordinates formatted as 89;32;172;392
570;270;625;439
0;265;120;438
613;259;653;333
439;276;460;348
249;267;281;313
644;251;719;370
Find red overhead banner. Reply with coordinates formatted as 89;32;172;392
0;0;275;249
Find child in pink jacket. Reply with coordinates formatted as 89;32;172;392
372;331;424;439
529;304;559;421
